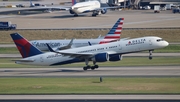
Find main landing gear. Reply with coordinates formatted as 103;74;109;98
92;11;100;17
83;59;99;70
74;14;78;17
149;50;153;60
83;65;99;71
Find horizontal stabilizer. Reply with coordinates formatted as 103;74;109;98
12;59;34;62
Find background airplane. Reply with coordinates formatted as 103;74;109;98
0;0;121;16
11;33;168;70
29;18;124;51
59;0;122;17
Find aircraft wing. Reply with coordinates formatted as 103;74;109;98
94;6;123;11
45;38;74;51
47;44;94;58
12;59;34;62
46;43;117;59
57;52;93;58
23;6;70;11
2;6;71;13
55;50;117;59
58;38;74;50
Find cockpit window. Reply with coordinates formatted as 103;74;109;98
157;39;164;42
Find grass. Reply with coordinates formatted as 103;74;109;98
0;77;179;94
0;57;180;68
0;29;180;43
0;47;18;54
0;44;179;54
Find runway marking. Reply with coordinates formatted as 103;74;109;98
0;66;180;77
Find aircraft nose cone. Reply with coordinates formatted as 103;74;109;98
164;41;169;47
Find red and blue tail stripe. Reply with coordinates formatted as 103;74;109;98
72;0;76;5
99;18;124;44
104;18;124;39
10;33;42;58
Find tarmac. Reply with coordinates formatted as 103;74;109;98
0;8;180;29
0;66;179;77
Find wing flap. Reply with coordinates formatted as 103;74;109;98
58;52;94;58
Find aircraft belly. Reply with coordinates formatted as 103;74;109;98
73;7;92;14
72;9;82;14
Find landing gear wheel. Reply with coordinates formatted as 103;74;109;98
91;66;95;70
83;67;87;71
94;65;99;69
92;14;97;17
149;50;153;60
74;14;78;17
149;56;152;60
83;65;91;70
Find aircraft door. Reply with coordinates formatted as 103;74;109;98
119;44;122;50
149;39;152;45
40;56;43;62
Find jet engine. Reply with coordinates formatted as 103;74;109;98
94;53;109;62
101;9;107;14
109;55;123;61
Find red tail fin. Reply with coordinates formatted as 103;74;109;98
10;33;42;58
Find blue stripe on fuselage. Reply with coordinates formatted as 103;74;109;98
50;58;84;66
82;10;91;13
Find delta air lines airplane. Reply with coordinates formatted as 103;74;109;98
30;18;124;51
59;0;121;17
11;33;168;70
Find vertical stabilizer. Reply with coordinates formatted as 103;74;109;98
72;0;76;5
30;0;34;7
104;18;124;39
10;33;42;58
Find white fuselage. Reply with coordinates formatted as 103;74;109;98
71;1;100;14
17;36;169;66
30;39;114;51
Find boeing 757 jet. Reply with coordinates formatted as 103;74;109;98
29;0;121;17
10;33;168;70
59;0;121;17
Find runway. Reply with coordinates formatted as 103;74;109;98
0;53;180;58
1;9;180;29
0;66;179;77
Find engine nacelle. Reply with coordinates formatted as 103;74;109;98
101;9;107;14
94;53;109;62
109;55;123;61
69;9;75;14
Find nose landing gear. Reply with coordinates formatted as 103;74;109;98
149;50;153;60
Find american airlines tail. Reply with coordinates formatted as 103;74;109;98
10;33;42;58
99;18;124;44
72;0;76;5
104;18;124;39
